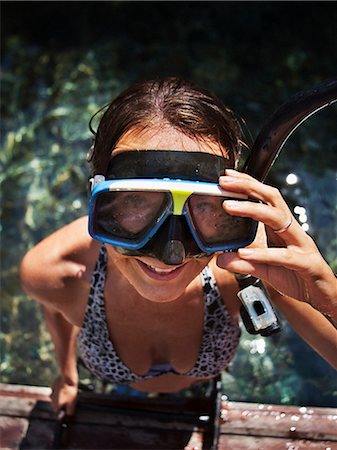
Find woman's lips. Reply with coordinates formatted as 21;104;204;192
136;260;186;280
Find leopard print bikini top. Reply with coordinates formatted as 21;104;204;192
77;246;241;384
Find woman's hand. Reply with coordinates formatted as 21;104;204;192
51;376;78;416
217;169;337;323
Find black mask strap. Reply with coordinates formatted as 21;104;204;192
106;150;230;182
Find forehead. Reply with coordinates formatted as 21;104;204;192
113;126;225;157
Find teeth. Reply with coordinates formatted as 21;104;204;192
148;265;178;274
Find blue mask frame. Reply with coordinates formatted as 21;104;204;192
89;177;258;254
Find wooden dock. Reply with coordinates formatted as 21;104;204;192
1;383;336;449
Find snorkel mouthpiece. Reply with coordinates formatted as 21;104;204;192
157;215;188;265
137;215;203;265
162;240;186;265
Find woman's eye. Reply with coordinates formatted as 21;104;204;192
124;195;138;206
123;194;147;208
194;202;214;214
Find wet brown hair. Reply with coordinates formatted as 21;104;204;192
89;77;243;175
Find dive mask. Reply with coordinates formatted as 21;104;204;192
88;151;258;264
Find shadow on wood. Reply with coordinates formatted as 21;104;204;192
1;383;218;449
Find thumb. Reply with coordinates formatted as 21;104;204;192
216;252;257;274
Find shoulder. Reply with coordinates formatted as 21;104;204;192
20;216;101;309
208;257;241;321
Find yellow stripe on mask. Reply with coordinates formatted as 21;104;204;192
171;190;193;215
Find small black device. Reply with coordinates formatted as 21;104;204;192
235;274;282;336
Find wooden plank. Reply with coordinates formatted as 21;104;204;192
0;396;55;420
220;401;337;441
0;386;56;449
0;417;29;450
218;435;337;449
0;383;51;401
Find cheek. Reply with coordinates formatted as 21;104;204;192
106;246;136;273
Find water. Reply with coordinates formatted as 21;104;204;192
1;2;336;407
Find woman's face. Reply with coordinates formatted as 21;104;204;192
106;126;225;303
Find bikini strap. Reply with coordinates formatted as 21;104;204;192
88;245;108;307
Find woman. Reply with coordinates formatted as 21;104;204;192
20;77;337;415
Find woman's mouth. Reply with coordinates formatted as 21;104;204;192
136;260;186;280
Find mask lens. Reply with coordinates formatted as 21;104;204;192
188;194;255;248
92;190;169;242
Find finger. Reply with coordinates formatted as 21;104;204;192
220;170;288;211
66;396;77;416
238;247;312;272
225;168;262;181
219;175;272;203
216;252;269;278
51;395;76;416
51;395;62;413
220;175;298;239
224;199;310;247
223;200;286;230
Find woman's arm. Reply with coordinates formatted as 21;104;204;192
19;217;98;413
269;288;337;369
44;304;79;414
216;170;337;367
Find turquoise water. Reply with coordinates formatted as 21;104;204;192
1;2;336;406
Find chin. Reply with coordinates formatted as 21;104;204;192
136;287;185;303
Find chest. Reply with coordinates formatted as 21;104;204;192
103;280;206;375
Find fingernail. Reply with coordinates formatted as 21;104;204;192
224;200;240;208
219;176;233;183
225;169;238;175
239;248;253;255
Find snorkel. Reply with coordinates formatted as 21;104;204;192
244;78;337;182
237;78;337;336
